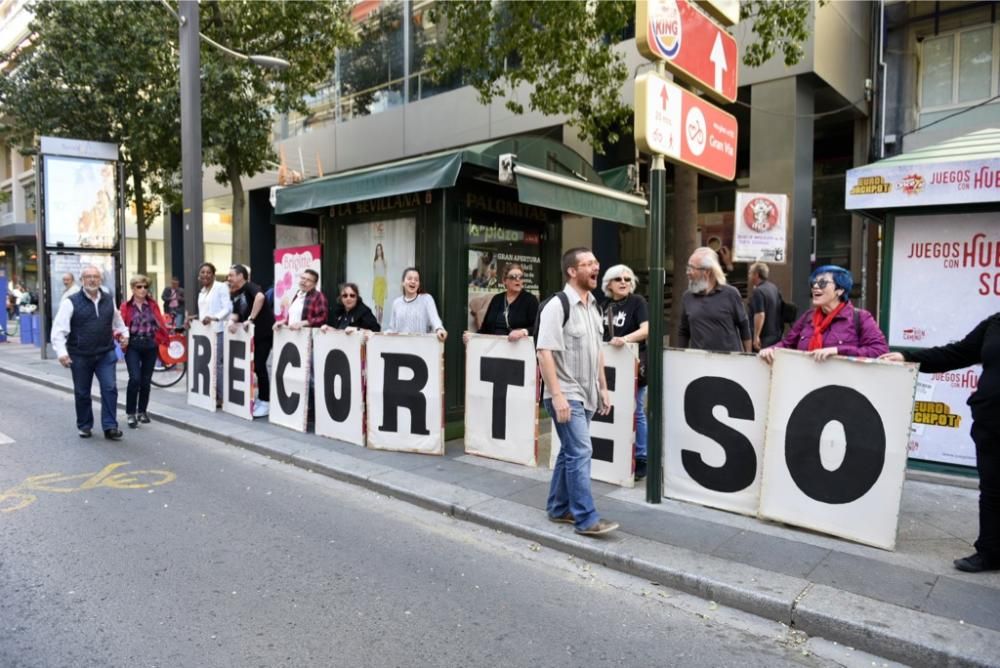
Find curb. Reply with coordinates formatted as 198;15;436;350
2;362;997;667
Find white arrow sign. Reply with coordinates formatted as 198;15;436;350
710;33;727;93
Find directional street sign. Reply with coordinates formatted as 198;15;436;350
696;0;739;27
636;0;738;104
634;71;737;181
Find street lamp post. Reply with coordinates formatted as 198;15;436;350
173;0;289;298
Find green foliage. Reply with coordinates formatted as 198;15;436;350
427;0;816;154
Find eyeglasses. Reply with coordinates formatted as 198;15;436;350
810;279;833;289
340;293;357;299
505;273;524;280
611;276;631;283
687;264;709;271
300;275;316;282
134;284;148;289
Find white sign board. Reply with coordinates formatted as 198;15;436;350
907;368;980;467
758;350;918;550
366;334;444;455
888;213;1000;348
223;324;255;420
313;329;366;447
733;192;788;263
551;343;637;488
464;335;538;466
186;320;217;412
845;155;1000;209
663;348;769;516
269;328;312;432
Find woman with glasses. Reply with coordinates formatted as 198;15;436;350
463;263;539;344
120;274;170;428
601;264;650;481
323;282;380;334
383;267;447;341
759;265;888;364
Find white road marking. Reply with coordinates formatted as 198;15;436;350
0;431;14;445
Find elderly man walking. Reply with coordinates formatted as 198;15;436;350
51;265;128;440
678;246;751;353
537;247;619;536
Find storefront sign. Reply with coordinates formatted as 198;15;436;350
845;158;1000;209
464;194;547;222
732;192;788;263
888;213;1000;348
329;192;427;217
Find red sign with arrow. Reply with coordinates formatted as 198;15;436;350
636;0;738;104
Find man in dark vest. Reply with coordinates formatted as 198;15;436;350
51;265;129;440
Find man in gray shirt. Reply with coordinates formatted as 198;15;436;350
678;247;751;352
537;247;618;536
748;261;784;350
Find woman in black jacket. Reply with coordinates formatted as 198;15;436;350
463;263;539;343
323;282;381;334
882;313;1000;573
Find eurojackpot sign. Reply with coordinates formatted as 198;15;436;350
845;156;1000;209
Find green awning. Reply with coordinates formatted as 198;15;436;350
514;164;647;228
274;151;467;215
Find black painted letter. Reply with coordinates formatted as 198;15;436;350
189;334;210;396
379;353;429;435
480;357;525;440
322;349;352;422
227;340;246;405
275;342;301;415
681;376;757;493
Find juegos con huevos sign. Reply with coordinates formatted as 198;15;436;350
732;192;788;263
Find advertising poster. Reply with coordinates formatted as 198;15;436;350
48;253;116;320
845;155;1000;209
345;218;416;327
732;192;788;264
273;244;321;321
43;156;118;249
907;369;979;467
466;220;541;331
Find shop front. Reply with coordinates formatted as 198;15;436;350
845;127;1000;472
274;136;647;431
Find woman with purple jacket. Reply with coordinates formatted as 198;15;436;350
759;265;888;364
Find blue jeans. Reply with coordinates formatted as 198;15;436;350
545;399;600;530
125;337;158;414
635;385;648;462
70;348;119;431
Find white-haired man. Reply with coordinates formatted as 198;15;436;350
678;247;751;353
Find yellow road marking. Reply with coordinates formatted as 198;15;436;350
0;461;176;513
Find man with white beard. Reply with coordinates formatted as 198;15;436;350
678;246;751;353
51;264;129;440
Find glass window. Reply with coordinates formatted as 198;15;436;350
921;34;954;108
958;26;993;103
339;0;406;119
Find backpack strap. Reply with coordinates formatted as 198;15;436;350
556;291;570;327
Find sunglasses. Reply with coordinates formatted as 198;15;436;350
810;279;833;289
340;293;357;298
506;273;524;280
134;284;148;289
611;276;631;283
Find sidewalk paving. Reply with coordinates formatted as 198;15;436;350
1;342;998;667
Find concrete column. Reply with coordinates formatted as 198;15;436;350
749;75;814;308
10;146;26;224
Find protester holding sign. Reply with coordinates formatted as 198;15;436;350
600;264;650;481
324;282;380;334
759;265;888;364
274;269;328;331
881;313;1000;573
383;267;447;342
228;264;275;418
538;247;618;536
463;263;538;344
120;275;170;428
190;263;232;406
678;247;751;352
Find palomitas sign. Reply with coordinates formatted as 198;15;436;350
636;0;738;103
635;71;737;181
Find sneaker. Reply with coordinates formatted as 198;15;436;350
548;512;574;524
78;428;92;438
127;414;138;429
252;400;270;418
137;412;151;424
575;519;619;536
954;553;1000;573
104;428;124;441
634;459;647;481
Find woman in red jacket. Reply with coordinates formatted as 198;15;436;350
120;275;170;428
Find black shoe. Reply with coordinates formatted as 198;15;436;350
78;428;92;438
137;412;150;424
104;428;124;441
634;459;647;481
127;414;138;428
954;553;1000;573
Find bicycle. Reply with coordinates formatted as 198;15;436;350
151;330;187;388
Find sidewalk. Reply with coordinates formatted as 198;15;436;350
1;342;997;667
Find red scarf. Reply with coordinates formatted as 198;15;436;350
808;302;846;351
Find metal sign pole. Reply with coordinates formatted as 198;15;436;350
646;153;666;503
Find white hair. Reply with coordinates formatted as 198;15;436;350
690;247;727;286
601;264;638;297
